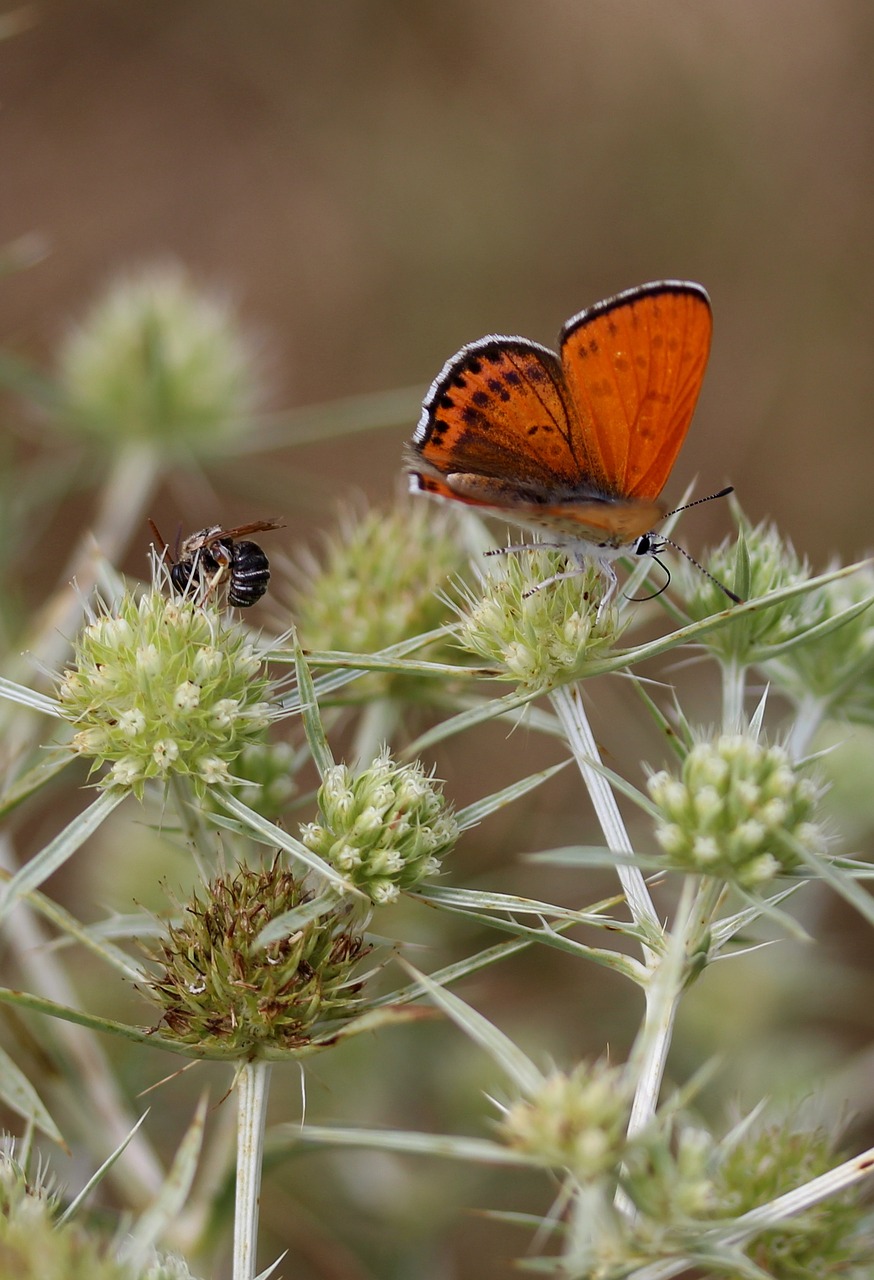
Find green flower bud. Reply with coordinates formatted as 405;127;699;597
454;552;618;692
301;751;458;904
146;860;369;1055
57;262;261;454
497;1060;631;1180
647;734;827;887
294;503;467;678
56;591;273;798
766;562;874;722
679;514;815;659
711;1121;869;1277
624;1123;720;1223
0;1147;199;1278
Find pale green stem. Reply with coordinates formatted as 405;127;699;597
234;1060;272;1280
21;441;162;682
170;774;216;883
626;877;700;1139
550;687;725;1156
550;683;659;937
0;833;165;1207
2;441;162;770
350;696;401;770
786;692;826;762
721;657;747;731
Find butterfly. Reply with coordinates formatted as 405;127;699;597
407;280;736;607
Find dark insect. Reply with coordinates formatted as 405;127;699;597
149;519;284;608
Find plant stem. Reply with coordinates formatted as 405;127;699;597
626;877;698;1139
786;692;825;761
351;696;400;770
721;657;746;731
550;682;658;939
25;441;162;681
0;831;165;1207
233;1060;272;1280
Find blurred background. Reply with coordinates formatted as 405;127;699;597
3;3;874;1277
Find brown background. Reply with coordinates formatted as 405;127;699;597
4;1;874;560
3;4;874;1278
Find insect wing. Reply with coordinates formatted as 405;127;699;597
559;282;712;502
409;335;593;499
209;519;284;543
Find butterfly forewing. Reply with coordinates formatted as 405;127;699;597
559;282;712;502
411;336;591;495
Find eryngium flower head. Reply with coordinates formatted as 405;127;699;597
147;860;369;1054
56;591;272;797
623;1123;720;1224
711;1122;870;1277
647;734;827;887
679;516;813;657
0;1145;199;1278
454;551;618;692
57;262;261;452
765;562;874;722
300;751;458;904
294;502;467;666
497;1060;631;1181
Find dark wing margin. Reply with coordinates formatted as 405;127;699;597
410;334;589;493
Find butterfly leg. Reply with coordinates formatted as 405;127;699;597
594;561;619;619
484;541;566;559
521;566;587;599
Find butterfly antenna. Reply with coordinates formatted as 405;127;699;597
658;536;742;604
626;555;671;603
662;485;734;520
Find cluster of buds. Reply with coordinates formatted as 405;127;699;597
454;552;617;691
294;502;467;676
497;1059;631;1181
0;1145;197;1278
300;751;459;904
647;734;826;888
56;590;273;797
57;262;261;452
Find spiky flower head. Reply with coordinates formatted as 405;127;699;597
300;750;458;904
147;859;369;1055
765;562;874;722
0;1145;198;1278
454;550;619;692
56;590;272;798
679;515;814;659
708;1122;871;1278
57;262;261;453
623;1122;721;1226
497;1059;631;1181
294;501;467;678
647;733;827;888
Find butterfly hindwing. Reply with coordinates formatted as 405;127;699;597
410;336;598;498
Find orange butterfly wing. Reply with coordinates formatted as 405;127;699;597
558;282;712;502
408;336;597;501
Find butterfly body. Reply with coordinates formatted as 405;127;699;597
408;281;714;601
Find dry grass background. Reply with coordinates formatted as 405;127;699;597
3;4;874;1277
